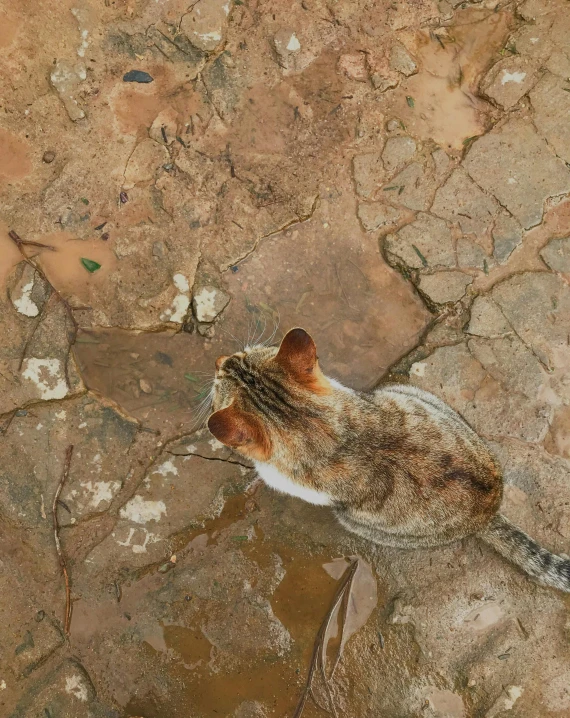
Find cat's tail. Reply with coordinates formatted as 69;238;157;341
479;513;570;593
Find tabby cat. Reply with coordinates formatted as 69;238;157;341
208;328;570;592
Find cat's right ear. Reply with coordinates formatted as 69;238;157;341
208;402;271;460
274;328;330;393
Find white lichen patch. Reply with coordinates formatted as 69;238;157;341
119;495;167;524
208;437;224;452
153;459;179;478
501;70;526;85
65;674;88;702
13;279;39;317
286;33;301;52
192;285;230;322
22;358;68;400
409;361;426;377
81;480;121;509
161;273;190;324
117;526;160;553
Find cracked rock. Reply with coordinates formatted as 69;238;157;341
123;139;169;189
384;162;431;211
492;212;523;263
432;168;499;237
530;72;570;164
540;236;570;272
180;0;233;53
272;28;302;70
367;54;399;92
389;41;417;76
357;202;404;233
338;53;368;81
467;295;512;338
418;271;472;304
464;119;570;229
8;263;50;318
192;285;231;322
13;618;64;678
353;152;385;198
381;136;416;175
385;212;454;270
481;56;538;109
456;238;490;271
50;59;86;121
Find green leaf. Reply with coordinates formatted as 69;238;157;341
80;257;101;273
483;259;489;275
412;244;428;267
184;372;199;383
80;197;89;205
383;186;399;191
406;96;415;108
463;136;478;147
232;535;249;541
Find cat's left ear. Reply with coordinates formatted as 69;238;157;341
274;328;330;393
208;402;271;460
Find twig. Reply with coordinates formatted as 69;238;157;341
293;559;359;718
52;445;74;634
8;230;56;251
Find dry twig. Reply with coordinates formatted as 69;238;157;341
52;445;74;633
293;558;359;718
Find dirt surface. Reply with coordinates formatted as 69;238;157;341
2;0;570;715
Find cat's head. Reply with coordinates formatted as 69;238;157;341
207;328;330;460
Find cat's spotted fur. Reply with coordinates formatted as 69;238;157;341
208;328;570;592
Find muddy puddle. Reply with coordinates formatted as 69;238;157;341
383;8;512;150
71;488;380;717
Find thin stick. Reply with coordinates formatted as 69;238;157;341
52;445;74;634
8;230;56;251
293;559;359;718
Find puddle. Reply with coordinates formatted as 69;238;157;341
386;9;512;150
71;487;379;717
0;127;32;184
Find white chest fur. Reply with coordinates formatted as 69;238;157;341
253;461;332;506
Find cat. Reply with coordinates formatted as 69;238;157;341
207;327;570;593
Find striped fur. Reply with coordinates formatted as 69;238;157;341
208;328;570;593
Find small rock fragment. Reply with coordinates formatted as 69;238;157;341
123;139;169;188
139;379;152;394
530;72;570;164
485;686;523;718
357;202;403;233
386;163;431;211
368;55;399;91
492;213;523;263
42;150;56;163
389;41;417;76
419;271;472;304
9;264;47;317
382;136;416;174
123;70;154;83
198;323;216;338
272;28;301;68
457;238;490;271
385;213;455;269
540;237;570;273
338;53;368;82
353;152;384;198
152;241;166;259
386;119;402;132
180;0;233;53
50;59;86;121
193;285;230;322
481;56;538;109
432;168;499;236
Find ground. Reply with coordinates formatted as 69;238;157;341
1;0;570;715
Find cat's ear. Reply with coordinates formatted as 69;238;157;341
274;328;330;392
208;402;271;460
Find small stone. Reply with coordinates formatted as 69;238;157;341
432;168;499;237
386;119;401;132
492;212;523;263
152;241;166;258
419;271;472;304
180;0;232;53
385;213;455;270
481;56;538;109
357;202;403;233
123;70;154;83
540;237;570;273
338;53;368;82
432;149;450;179
50;59;86;121
386;163;431;211
389;41;417;76
42;150;56;163
272;28;301;68
457;238;490;270
382;136;416;175
139;379;152;394
193;285;230;322
123;139;169;188
467;296;512;338
198;323;216;338
352;152;385;198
